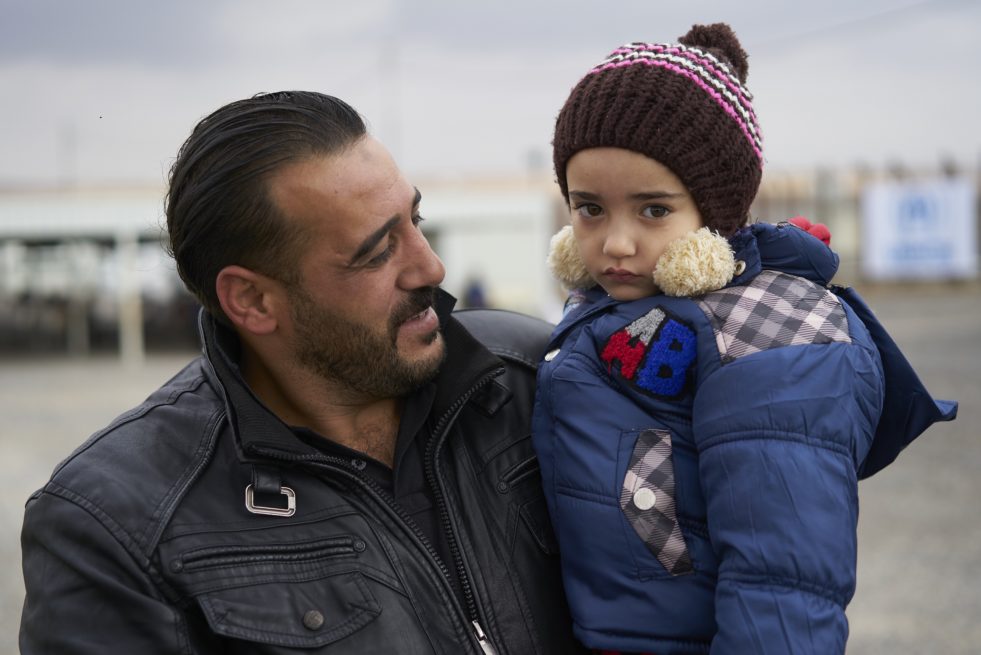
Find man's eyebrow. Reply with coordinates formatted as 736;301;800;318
349;215;400;265
348;188;423;265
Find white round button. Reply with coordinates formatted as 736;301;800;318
633;487;657;510
544;348;560;362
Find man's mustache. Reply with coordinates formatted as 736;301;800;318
390;287;438;331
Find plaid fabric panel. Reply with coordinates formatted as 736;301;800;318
697;270;851;363
619;429;693;576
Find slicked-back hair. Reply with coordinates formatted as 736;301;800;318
165;91;367;322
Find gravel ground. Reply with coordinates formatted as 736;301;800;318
1;284;977;653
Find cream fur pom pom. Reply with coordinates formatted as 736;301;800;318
547;225;595;290
653;227;736;297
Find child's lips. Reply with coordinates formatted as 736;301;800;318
603;268;641;283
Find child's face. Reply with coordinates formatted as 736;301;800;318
566;147;704;300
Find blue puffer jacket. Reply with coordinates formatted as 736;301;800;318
531;222;956;654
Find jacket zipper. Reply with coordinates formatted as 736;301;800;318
248;446;484;655
425;366;505;655
244;445;457;582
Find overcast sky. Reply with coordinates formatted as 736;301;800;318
1;0;979;188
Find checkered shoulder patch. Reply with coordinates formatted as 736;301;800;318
697;270;850;364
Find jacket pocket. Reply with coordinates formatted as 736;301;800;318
516;493;559;554
178;536;362;573
495;453;559;554
497;454;540;494
619;428;693;576
196;570;381;649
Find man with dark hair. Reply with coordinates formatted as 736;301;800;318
20;91;584;654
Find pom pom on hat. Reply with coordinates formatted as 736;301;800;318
678;23;749;82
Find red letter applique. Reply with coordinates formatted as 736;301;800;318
601;330;646;379
601;307;697;399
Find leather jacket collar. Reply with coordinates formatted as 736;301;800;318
197;288;504;462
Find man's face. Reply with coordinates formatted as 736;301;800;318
268;136;447;399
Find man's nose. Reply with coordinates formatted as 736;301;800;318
400;227;446;289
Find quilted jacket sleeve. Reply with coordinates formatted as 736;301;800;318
691;326;883;654
20;490;184;655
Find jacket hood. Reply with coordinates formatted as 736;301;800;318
832;285;958;478
740;221;840;287
748;223;957;478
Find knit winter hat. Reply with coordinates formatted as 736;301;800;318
553;23;763;236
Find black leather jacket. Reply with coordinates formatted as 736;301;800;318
20;304;585;654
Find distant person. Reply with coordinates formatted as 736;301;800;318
20;91;585;654
532;23;957;654
462;276;489;308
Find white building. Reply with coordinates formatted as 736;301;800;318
5;167;973;360
0;177;568;360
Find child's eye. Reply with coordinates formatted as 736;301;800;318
642;205;670;219
573;203;603;219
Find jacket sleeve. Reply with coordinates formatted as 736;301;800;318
691;339;882;654
20;489;185;654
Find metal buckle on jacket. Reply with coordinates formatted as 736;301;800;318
244;484;296;517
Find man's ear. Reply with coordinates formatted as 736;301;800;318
215;265;284;335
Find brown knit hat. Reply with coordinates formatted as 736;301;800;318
553;23;763;236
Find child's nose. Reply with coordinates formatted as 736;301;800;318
603;225;636;259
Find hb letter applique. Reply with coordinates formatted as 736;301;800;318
600;307;697;399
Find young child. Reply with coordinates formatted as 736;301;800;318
531;23;957;654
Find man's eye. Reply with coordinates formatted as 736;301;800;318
367;244;394;266
412;213;426;227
